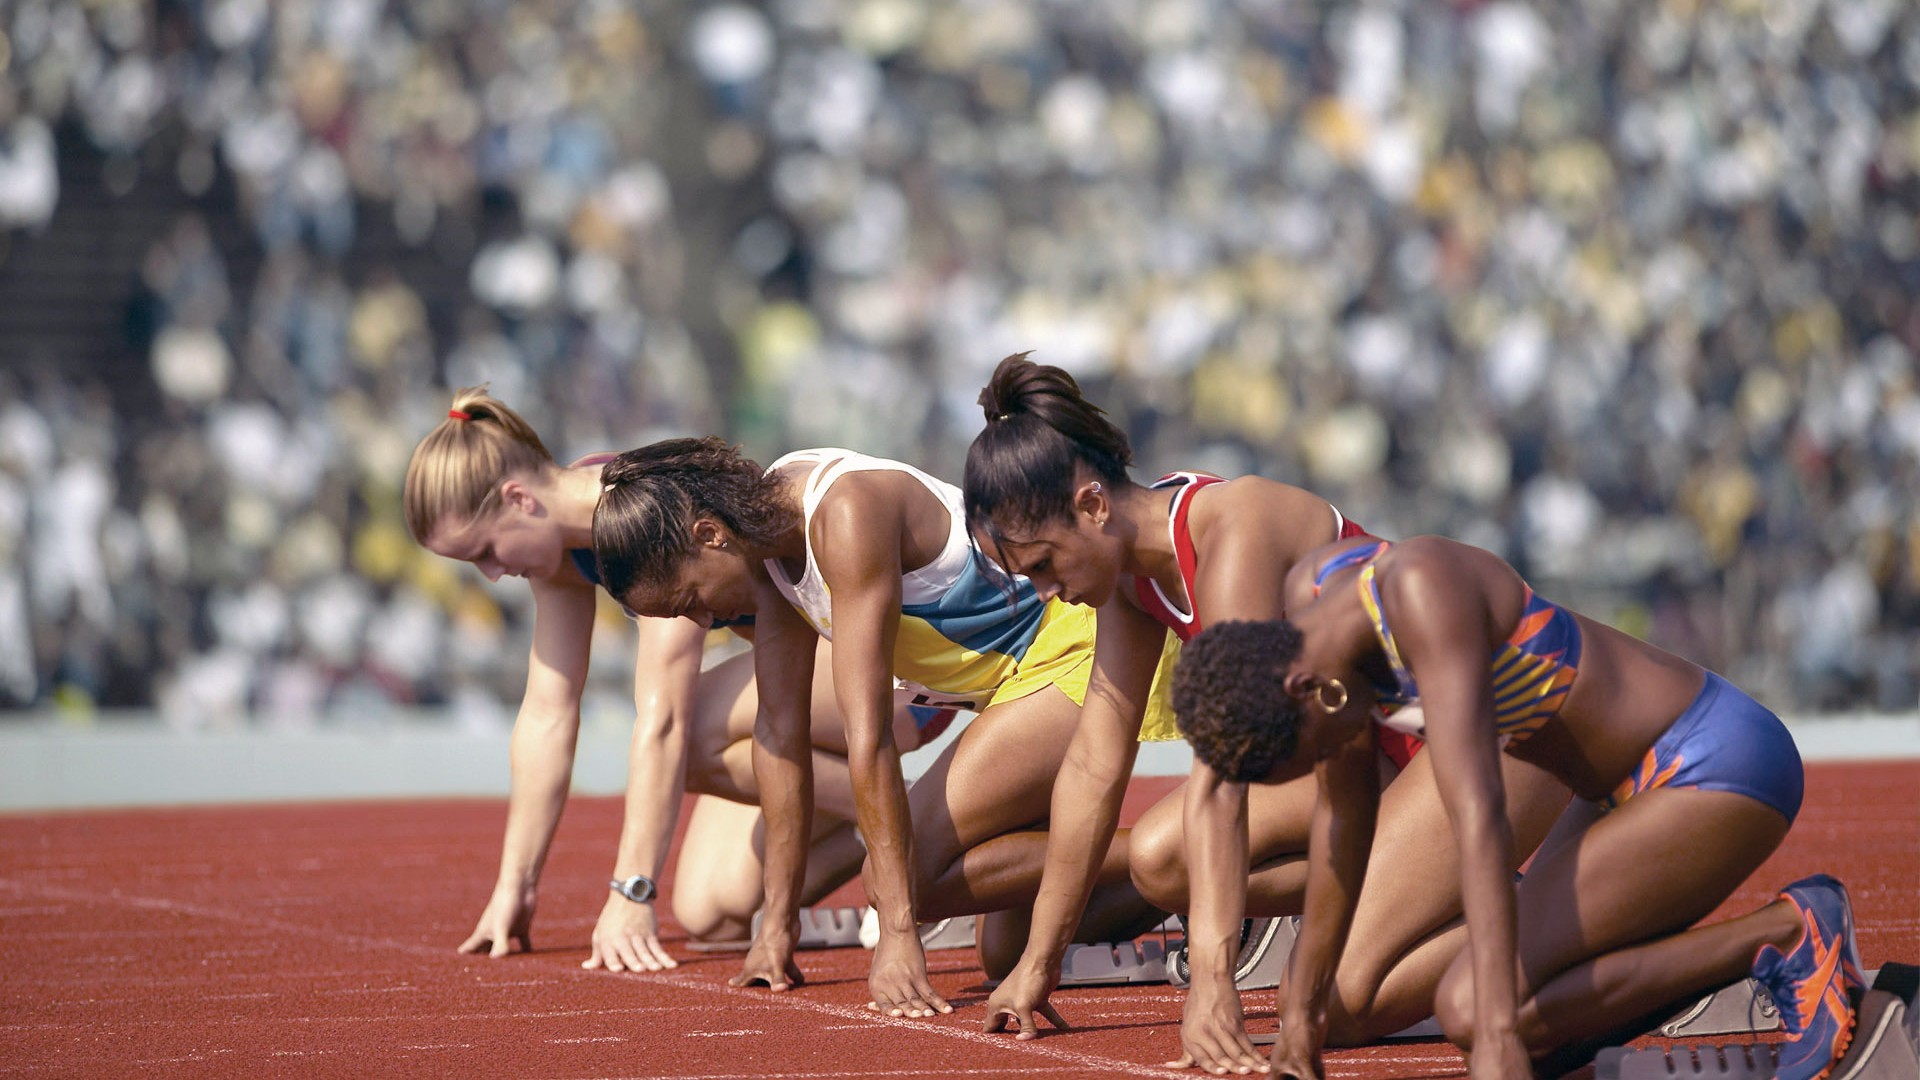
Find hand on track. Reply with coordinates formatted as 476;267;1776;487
1468;1030;1531;1080
583;893;678;972
983;961;1068;1040
1166;977;1270;1075
864;932;951;1019
730;933;805;992
458;882;537;958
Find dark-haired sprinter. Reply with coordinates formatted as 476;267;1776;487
591;441;1177;1019
1173;536;1857;1080
404;388;944;971
962;354;1570;1067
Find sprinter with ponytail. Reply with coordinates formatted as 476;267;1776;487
962;355;1570;1071
593;439;1182;1020
404;390;944;972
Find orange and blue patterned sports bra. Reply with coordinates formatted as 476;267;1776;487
1313;541;1582;747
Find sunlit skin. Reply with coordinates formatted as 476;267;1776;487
973;475;1174;610
607;458;1187;1022
1233;535;1805;1080
617;522;769;630
423;467;603;582
612;462;965;1020
966;470;1323;1048
969;472;1572;1077
419;457;907;978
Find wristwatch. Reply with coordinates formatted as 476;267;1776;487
610;874;656;904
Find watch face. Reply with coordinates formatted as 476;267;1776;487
620;875;654;902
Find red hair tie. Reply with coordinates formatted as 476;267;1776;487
448;409;472;421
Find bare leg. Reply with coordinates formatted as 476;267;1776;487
688;643;924;819
670;794;770;942
1320;752;1570;1043
1432;787;1798;1056
1130;770;1319;914
669;794;864;941
1128;747;1571;1045
975;883;1170;981
906;685;1161;939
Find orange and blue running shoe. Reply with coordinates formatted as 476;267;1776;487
1751;874;1866;1080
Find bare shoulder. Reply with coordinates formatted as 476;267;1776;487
808;467;921;582
1190;475;1335;554
1377;536;1517;616
811;468;913;536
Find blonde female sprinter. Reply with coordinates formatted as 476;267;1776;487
404;388;954;969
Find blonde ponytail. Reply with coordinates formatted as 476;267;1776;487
403;387;555;542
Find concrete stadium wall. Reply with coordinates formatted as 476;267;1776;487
1;710;1916;812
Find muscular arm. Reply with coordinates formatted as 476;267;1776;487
1017;601;1166;969
459;578;596;956
747;590;819;959
810;479;948;1015
1387;547;1521;1065
585;615;706;971
1168;757;1267;1072
1180;496;1298;987
1277;736;1380;1060
986;597;1164;1038
613;617;705;886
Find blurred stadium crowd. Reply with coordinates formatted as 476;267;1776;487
1;0;1916;724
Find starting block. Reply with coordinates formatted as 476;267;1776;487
1658;978;1782;1038
917;915;976;952
1056;938;1174;986
855;908;978;950
1596;964;1920;1080
1169;916;1298;991
1596;1042;1778;1080
1250;1016;1444;1047
748;906;866;949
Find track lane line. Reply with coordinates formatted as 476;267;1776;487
0;876;1197;1078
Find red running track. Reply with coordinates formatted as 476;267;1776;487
2;762;1915;1079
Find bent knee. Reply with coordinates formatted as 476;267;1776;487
1127;827;1190;911
1322;973;1388;1046
1433;963;1476;1048
672;891;754;942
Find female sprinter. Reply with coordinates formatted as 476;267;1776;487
591;440;1177;1020
1172;536;1857;1080
404;388;951;971
961;354;1569;1068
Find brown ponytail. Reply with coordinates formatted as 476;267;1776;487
592;437;798;602
963;353;1134;537
403;387;555;543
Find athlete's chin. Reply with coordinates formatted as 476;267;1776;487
1071;583;1114;607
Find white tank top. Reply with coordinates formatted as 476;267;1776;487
763;448;979;638
760;448;1058;710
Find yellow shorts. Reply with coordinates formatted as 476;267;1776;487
983;600;1184;742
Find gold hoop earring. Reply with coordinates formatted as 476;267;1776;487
1316;679;1348;714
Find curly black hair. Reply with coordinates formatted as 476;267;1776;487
1172;620;1306;783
